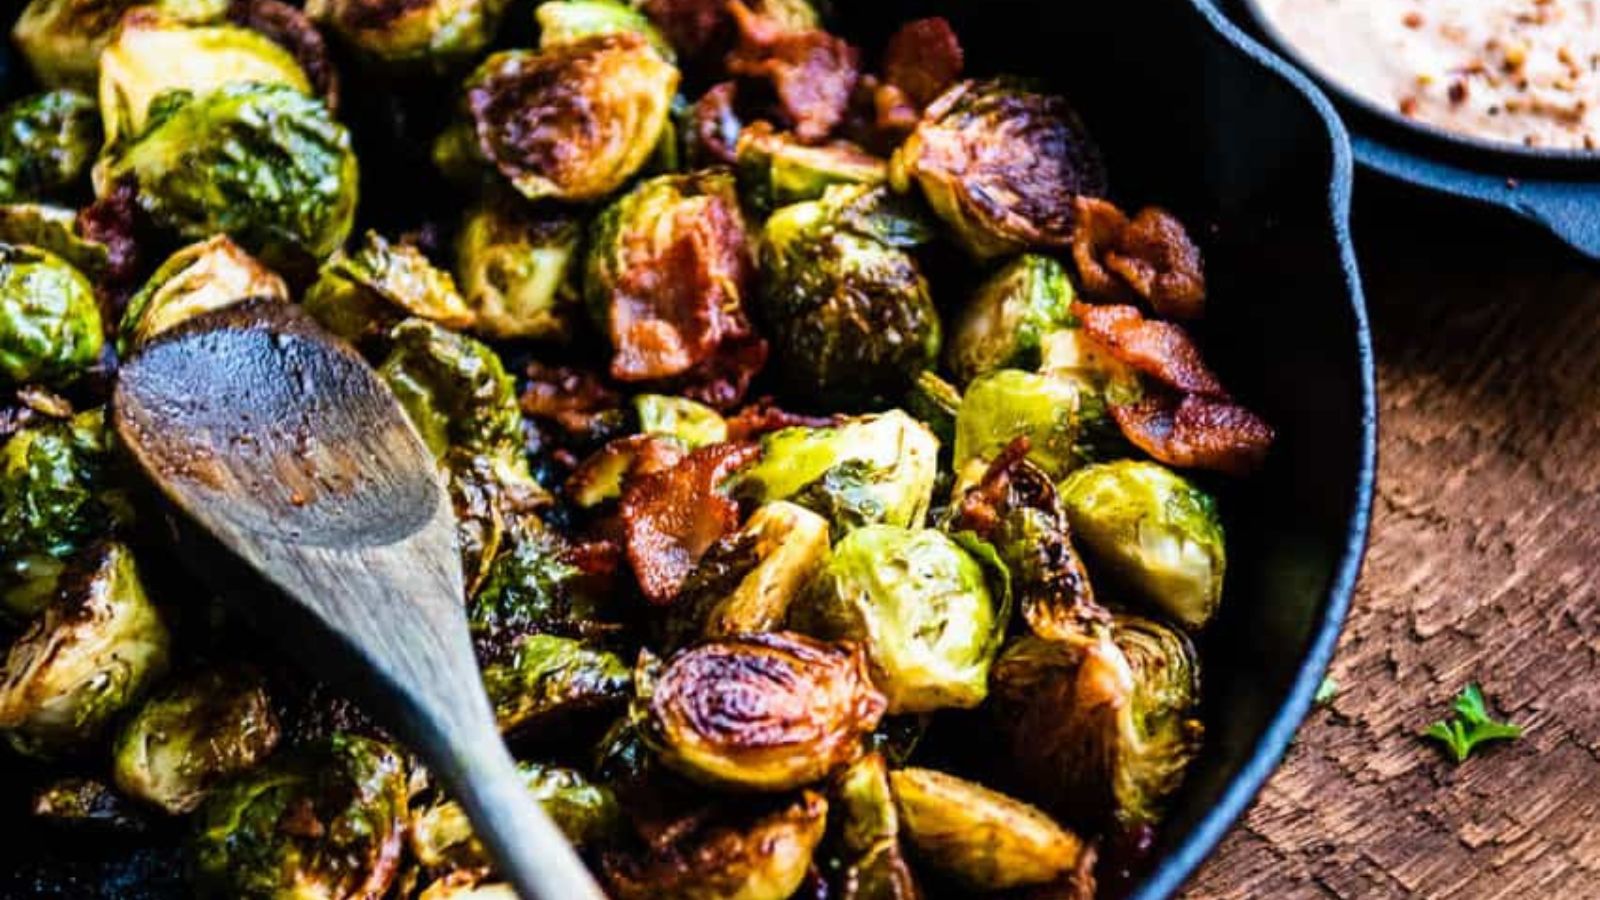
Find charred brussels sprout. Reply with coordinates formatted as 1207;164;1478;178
0;203;111;277
0;90;101;202
734;411;938;537
638;632;886;791
112;668;281;814
0;243;102;386
0;542;170;758
96;82;358;265
191;733;408;900
307;0;511;71
890;79;1107;260
482;633;632;733
454;199;583;341
97;11;312;149
953;369;1117;481
410;761;620;870
834;753;919;900
378;318;521;460
757;186;939;405
735;122;886;214
305;231;473;346
794;526;1002;714
12;0;224;88
889;767;1085;890
31;776;150;833
536;0;674;61
946;254;1076;385
636;394;728;450
1058;460;1225;630
119;236;287;354
603;792;829;900
990;617;1203;830
453;36;679;202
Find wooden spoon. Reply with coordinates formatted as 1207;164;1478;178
112;299;605;900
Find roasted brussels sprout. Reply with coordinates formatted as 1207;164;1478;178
111;668;281;814
794;525;1002;714
451;36;679;202
482;633;632;733
946;254;1076;385
410;761;620;870
602;790;829;900
890;79;1107;260
307;0;511;71
419;874;517;900
0;242;102;387
833;753;919;900
306;231;473;346
31;776;150;833
97;10;312;148
12;0;227;88
0;90;101;202
192;733;408;900
953;369;1120;481
95;82;358;265
378;318;522;460
119;235;287;353
668;500;831;648
453;198;583;341
890;767;1085;890
536;0;675;60
0;409;128;616
756;185;939;405
734;411;938;537
636;394;728;450
638;632;886;791
735;122;886;213
0;542;170;758
990;616;1203;830
0;202;111;277
585;169;758;389
1058;460;1225;630
901;369;960;451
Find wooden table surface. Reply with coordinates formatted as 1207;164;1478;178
1185;181;1600;898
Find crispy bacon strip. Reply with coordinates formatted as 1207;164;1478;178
520;362;624;437
620;442;761;604
726;1;860;143
676;333;768;410
723;398;836;442
1071;197;1207;318
881;17;964;107
1111;392;1274;477
1072;302;1226;398
686;81;743;165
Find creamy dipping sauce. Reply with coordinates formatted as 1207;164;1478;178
1257;0;1600;151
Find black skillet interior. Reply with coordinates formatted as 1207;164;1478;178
0;2;1375;897
1226;0;1600;263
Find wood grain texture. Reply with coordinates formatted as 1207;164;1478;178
1185;188;1600;898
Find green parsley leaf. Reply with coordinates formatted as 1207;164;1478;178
1422;683;1523;763
1314;676;1338;706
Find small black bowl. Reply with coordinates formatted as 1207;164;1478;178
0;1;1374;897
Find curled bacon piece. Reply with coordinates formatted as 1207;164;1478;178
882;17;964;108
1111;392;1274;477
1072;302;1226;397
723;398;836;442
685;81;743;165
519;362;626;442
1071;197;1206;319
229;0;340;112
727;1;860;143
620;442;761;604
676;333;768;410
566;434;688;509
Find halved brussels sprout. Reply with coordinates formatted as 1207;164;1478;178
306;231;473;346
635;394;728;450
953;369;1119;481
794;525;1002;714
834;753;919;900
990;616;1203;830
0;203;111;277
536;0;675;61
638;632;886;791
733;411;938;537
119;235;287;354
0;90;101;202
307;0;511;71
112;667;281;814
735;122;886;214
96;82;358;265
0;242;102;387
468;526;615;645
410;761;620;870
667;500;831;648
378;318;522;460
454;198;583;341
0;409;128;618
1058;460;1225;630
946;254;1076;385
482;633;632;733
12;0;226;88
889;767;1085;890
454;36;679;202
192;733;408;900
756;185;939;405
451;458;555;598
98;10;312;149
602;790;829;900
890;78;1107;260
0;542;170;758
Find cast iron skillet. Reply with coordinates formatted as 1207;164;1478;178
0;1;1375;897
1233;0;1600;262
